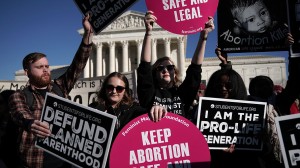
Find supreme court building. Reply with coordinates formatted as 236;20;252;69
80;10;187;79
14;10;287;90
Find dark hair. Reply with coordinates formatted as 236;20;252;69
205;69;248;100
249;75;274;99
22;52;46;70
0;90;15;103
0;89;16;121
152;56;181;87
96;72;133;107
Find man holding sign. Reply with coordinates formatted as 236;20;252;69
8;15;93;168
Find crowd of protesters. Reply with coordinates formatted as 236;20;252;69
0;9;299;168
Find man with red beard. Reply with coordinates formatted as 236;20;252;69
8;14;93;168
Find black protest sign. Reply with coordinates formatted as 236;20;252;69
35;93;117;168
275;114;300;168
196;97;266;150
217;0;288;53
287;0;300;57
73;0;137;34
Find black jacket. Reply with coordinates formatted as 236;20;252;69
90;102;147;140
137;61;202;118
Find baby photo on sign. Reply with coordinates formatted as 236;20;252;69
217;0;288;53
287;0;300;57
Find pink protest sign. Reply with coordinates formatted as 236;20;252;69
145;0;218;35
110;113;210;168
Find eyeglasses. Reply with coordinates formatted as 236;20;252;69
156;65;175;72
106;85;125;93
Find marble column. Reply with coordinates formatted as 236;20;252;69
122;40;129;72
280;67;285;86
136;39;143;65
96;42;103;77
177;37;185;77
90;56;94;77
108;41;115;73
164;38;171;57
103;49;107;75
151;38;157;65
84;58;90;78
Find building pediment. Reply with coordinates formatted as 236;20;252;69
103;10;151;32
78;10;163;35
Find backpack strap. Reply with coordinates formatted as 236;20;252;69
51;82;64;98
21;83;64;111
22;87;34;111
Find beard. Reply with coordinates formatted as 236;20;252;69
29;73;51;88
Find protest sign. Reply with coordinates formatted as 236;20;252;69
287;0;300;57
217;0;288;53
35;93;117;168
145;0;218;35
109;113;211;168
196;97;266;150
275;113;300;168
73;0;138;34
